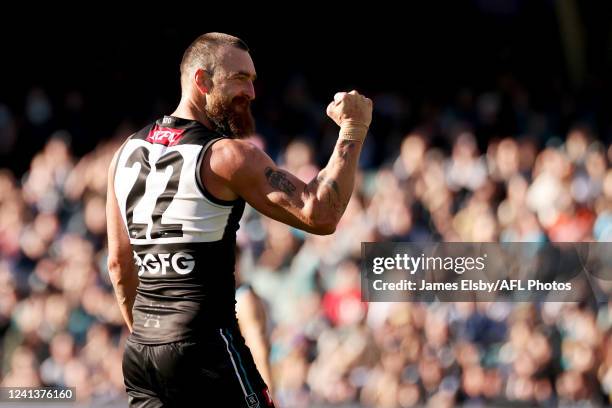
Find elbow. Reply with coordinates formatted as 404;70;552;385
312;221;337;235
107;256;134;281
107;257;118;272
310;215;338;235
303;201;338;235
107;258;121;281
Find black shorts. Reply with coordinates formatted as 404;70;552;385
122;324;275;408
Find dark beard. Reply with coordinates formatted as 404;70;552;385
205;95;255;138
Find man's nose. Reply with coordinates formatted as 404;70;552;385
245;81;255;101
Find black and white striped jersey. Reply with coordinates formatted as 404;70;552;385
114;115;245;344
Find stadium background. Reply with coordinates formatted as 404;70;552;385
0;2;611;407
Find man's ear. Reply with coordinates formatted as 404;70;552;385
194;68;211;95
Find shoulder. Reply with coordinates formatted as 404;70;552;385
211;138;261;159
208;138;267;177
107;138;130;180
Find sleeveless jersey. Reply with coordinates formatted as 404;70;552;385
113;115;245;344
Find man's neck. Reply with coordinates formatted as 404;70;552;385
170;98;213;130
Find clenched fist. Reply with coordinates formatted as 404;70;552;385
326;90;373;128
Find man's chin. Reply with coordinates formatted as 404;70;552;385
228;114;255;139
206;103;254;138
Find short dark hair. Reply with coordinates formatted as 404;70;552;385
180;32;249;88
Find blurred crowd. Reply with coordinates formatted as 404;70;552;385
0;77;611;407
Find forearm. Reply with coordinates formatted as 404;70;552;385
233;91;371;235
306;126;366;224
108;263;139;332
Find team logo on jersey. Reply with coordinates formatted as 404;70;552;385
245;393;259;408
146;125;185;146
133;251;195;276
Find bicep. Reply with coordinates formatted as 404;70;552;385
214;142;320;232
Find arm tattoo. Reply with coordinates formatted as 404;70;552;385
308;174;347;216
338;139;357;159
318;175;340;196
265;167;296;195
302;139;358;217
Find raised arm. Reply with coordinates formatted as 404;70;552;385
202;90;372;235
106;144;139;332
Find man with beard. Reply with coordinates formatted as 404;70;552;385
106;32;372;408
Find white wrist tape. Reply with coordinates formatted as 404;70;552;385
339;121;369;142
